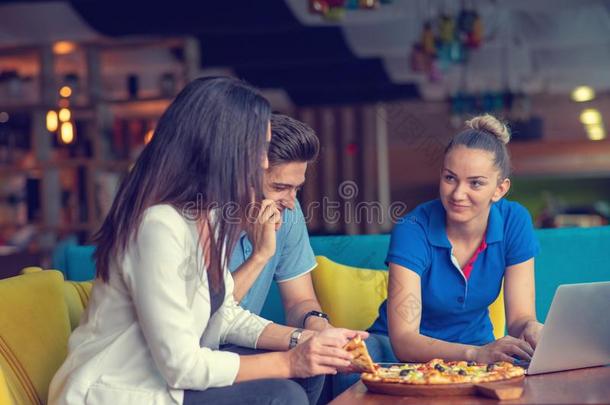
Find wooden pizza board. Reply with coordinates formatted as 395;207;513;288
362;375;525;399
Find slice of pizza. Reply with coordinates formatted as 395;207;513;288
343;336;378;373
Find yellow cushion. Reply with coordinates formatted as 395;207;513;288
0;366;15;405
63;280;93;331
312;256;506;339
489;283;505;340
312;256;389;331
0;267;93;405
21;266;92;332
0;269;71;405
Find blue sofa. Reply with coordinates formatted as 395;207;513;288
55;226;610;326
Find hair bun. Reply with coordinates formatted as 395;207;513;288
465;114;511;144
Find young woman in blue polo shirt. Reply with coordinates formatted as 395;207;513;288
369;114;544;365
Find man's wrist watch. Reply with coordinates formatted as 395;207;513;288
302;310;329;328
289;328;304;349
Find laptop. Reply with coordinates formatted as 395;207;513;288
519;281;610;375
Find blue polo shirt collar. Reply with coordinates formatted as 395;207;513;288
486;202;504;244
428;202;451;248
427;200;504;247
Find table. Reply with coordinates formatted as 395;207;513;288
329;366;610;404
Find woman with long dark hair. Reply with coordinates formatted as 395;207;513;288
49;77;365;405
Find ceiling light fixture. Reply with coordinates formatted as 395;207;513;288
586;124;606;141
59;86;72;98
580;109;602;125
46;110;58;132
571;86;595;103
53;41;77;55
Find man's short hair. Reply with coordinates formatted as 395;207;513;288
269;114;319;166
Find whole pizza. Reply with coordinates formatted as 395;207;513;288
343;337;525;385
361;359;525;385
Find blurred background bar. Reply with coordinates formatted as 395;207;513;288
1;0;610;275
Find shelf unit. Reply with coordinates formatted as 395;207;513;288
0;38;197;258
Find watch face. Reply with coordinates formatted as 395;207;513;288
289;329;303;349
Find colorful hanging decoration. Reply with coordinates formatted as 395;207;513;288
308;0;391;21
467;11;483;49
410;5;483;81
421;21;436;56
438;13;455;44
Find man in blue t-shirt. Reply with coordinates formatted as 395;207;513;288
229;114;331;333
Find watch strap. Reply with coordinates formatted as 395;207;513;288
302;310;329;328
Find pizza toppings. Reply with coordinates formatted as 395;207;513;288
361;359;525;385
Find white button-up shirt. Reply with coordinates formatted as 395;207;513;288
49;205;272;405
